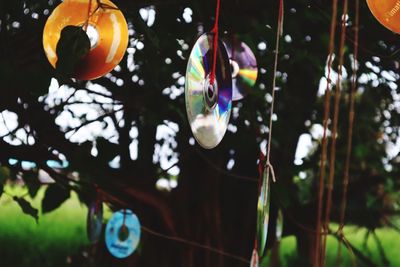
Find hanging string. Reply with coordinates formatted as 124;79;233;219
83;0;93;31
308;0;399;60
95;181;251;264
210;0;221;85
83;0;119;29
252;0;284;255
141;225;249;264
314;0;339;265
320;0;349;265
336;0;359;265
264;0;284;182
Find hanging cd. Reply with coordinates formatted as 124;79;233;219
250;248;259;267
256;166;270;257
87;200;103;244
185;33;232;149
224;40;258;101
105;209;141;259
276;209;283;242
43;0;129;80
366;0;400;34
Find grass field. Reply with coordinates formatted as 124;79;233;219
1;185;399;267
0;185;90;267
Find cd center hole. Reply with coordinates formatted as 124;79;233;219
230;60;240;78
84;24;99;49
207;85;214;98
118;225;129;241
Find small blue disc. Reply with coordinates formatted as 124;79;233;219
105;209;141;258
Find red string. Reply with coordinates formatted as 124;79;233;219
122;209;127;226
278;0;284;36
210;0;221;85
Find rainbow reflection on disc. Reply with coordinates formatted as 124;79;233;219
87;201;103;244
225;40;258;101
105;209;141;259
256;167;270;257
185;33;232;149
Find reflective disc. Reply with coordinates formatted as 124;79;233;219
256;167;270;257
185;33;232;149
105;209;141;259
225;40;258;101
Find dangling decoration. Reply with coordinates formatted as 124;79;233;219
185;33;232;149
275;209;283;241
251;0;283;261
256;171;270;255
366;0;400;34
224;39;258;101
255;161;270;257
43;0;129;80
87;195;103;244
249;248;259;267
105;209;141;259
185;0;232;149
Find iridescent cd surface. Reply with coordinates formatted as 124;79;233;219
105;209;141;259
87;201;103;244
256;167;270;257
185;33;232;149
225;40;258;101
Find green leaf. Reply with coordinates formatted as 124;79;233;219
13;197;39;223
0;184;3;199
42;185;70;214
56;25;90;79
23;171;41;199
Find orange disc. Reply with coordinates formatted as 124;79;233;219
43;0;129;80
366;0;400;34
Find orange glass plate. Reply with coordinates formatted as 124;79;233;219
367;0;400;34
43;0;129;80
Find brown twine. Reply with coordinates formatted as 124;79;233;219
309;0;399;60
314;0;339;265
336;0;359;266
320;0;349;266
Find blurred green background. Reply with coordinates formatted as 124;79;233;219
0;185;89;267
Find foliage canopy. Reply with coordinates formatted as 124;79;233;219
0;0;400;266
